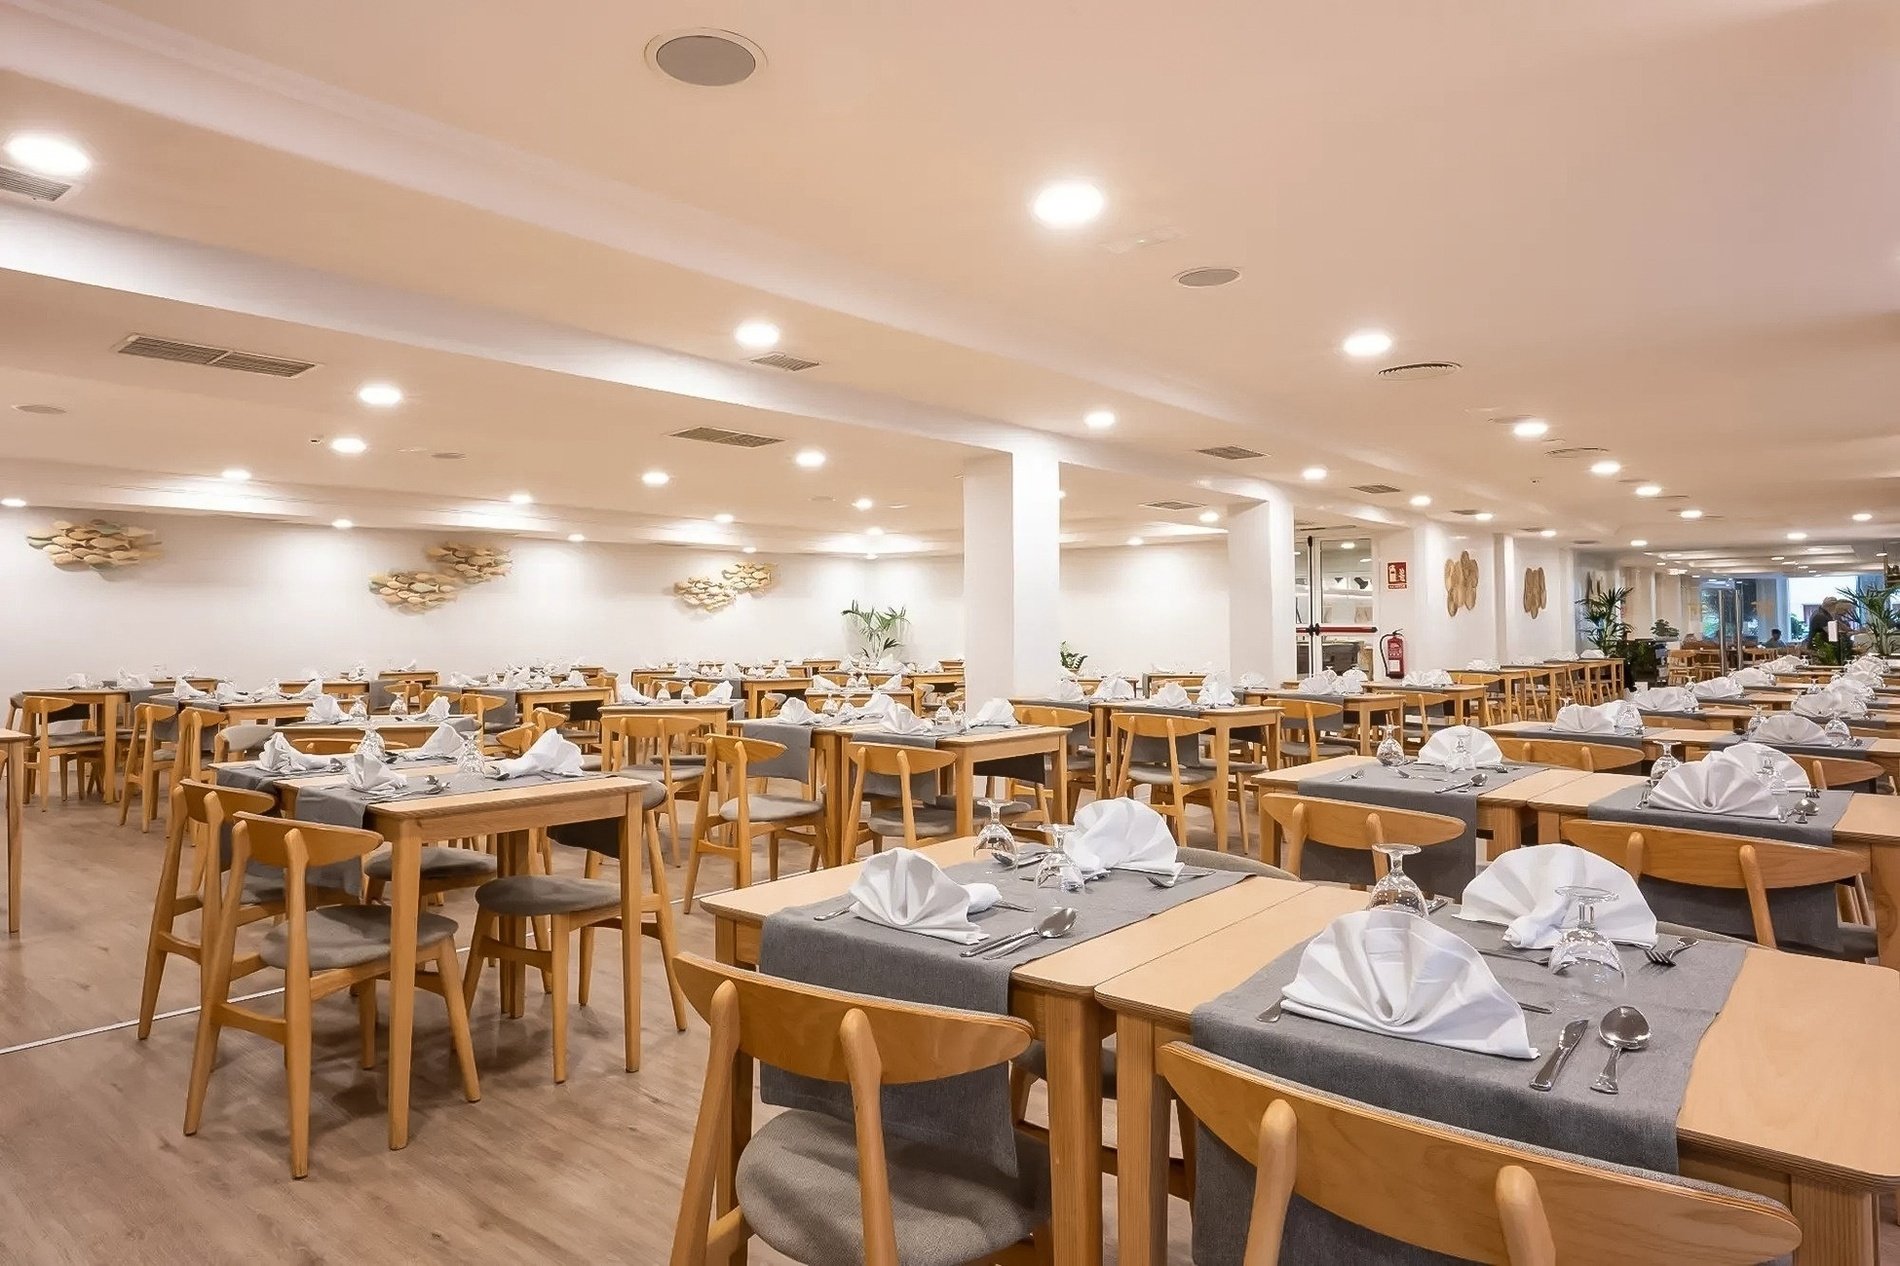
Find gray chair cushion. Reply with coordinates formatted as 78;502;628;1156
866;807;960;839
1126;764;1217;787
623;760;705;782
633;779;667;811
259;906;457;971
1017;1036;1117;1097
925;795;1033;817
719;794;821;823
735;1111;1045;1266
363;845;498;883
1178;847;1296;880
46;732;103;749
474;874;619;916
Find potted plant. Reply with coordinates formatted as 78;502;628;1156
1838;582;1899;655
1650;618;1679;639
841;601;910;659
1576;582;1660;684
1059;642;1088;674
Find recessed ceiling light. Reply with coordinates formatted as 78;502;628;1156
864;553;880;561
794;448;826;469
867;526;884;537
733;320;780;350
1539;529;1557;538
1771;556;1785;561
1031;180;1105;228
1679;509;1703;519
742;546;758;554
0;497;24;508
1198;510;1220;524
1301;466;1328;481
1340;329;1393;358
1408;494;1432;508
1786;531;1807;541
507;491;534;505
1852;512;1872;522
1634;484;1662;497
1589;459;1622;476
329;436;367;455
641;470;670;487
331;518;353;530
1510;418;1550;439
3;133;91;179
356;383;403;407
1630;539;1648;548
567;533;585;543
219;468;251;482
1474;512;1495;522
714;512;735;524
1126;536;1145;547
1084;409;1116;431
852;497;874;511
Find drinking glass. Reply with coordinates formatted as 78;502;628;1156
1757;751;1789;798
1375;726;1405;767
347;695;368;722
455;732;486;778
975;799;1018;868
1034;824;1085;895
390;691;409;717
1366;843;1428;915
933;703;954;729
1452;732;1474;771
1649;741;1681;782
1743;708;1763;740
1545;886;1626;1012
1558;696;1575;714
1822;711;1853;747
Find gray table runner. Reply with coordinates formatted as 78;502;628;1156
759;861;1245;1177
1585;784;1852;952
1188;906;1748;1266
1290;763;1543;896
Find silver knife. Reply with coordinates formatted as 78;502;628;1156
1530;1019;1590;1092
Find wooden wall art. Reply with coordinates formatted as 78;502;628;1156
1522;566;1548;617
674;561;777;612
369;570;459;611
27;519;163;570
427;542;511;584
1444;550;1480;616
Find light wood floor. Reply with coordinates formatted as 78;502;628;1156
2;798;1894;1263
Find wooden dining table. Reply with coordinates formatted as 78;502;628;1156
699;838;1310;1266
1;728;24;934
1525;771;1900;970
1098;883;1900;1266
1243;687;1406;754
1088;700;1281;855
1655;728;1900;790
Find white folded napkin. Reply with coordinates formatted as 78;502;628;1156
344;750;406;793
770;661;793;678
443;672;471;688
1416;725;1502;767
883;703;933;735
1634;686;1699;713
1832;675;1876;700
970;697;1017;727
560;671;587;688
1792;689;1866;719
615;681;650;705
1296;671;1343;695
65;672;94;689
1551;701;1639;734
874;655;902;673
1753;713;1827;744
1237;671;1268;688
494;729;585;778
302;694;344;723
409;722;465;759
1765;656;1801;673
1340;667;1369;687
921;660;944;672
1692;677;1742;700
1196;677;1236;707
843;848;998;944
348;662;370;681
213;681;248;703
700;681;734;703
1066;797;1181;878
1091;675;1135;700
115;669;152;689
285;679;322;702
1730;666;1775;687
808;675;839;694
173;678;208;701
421;695;451;720
1465;659;1501;672
1280;909;1537;1059
257;733;337;774
776;697;823;725
1150;681;1194;708
1649;759;1782;819
1049;678;1086;703
1580;649;1607;660
877;673;906;692
1401;668;1454;688
1711;741;1811;790
396;658;417;672
1457;844;1657;949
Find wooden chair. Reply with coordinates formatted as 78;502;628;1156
184;812;479;1177
1156;1041;1800;1265
600;713;708;864
845;742;963;854
210;721;275;765
668;953;1050;1266
1792;754;1893;793
168;707;222;787
1395;689;1463;751
1561;819;1870;955
682;735;826;913
1490;737;1644;773
458;692;508;748
18;695;105;809
493;724;537;757
1108;713;1226;847
117;700;178;831
462;785;686;1082
1016;704;1094;819
1276;699;1356;766
1256;793;1466;888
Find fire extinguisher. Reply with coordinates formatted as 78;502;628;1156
1380;629;1406;680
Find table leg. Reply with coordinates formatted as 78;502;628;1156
101;698;119;804
1789;1177;1875;1266
497;830;531;1016
385;824;421;1149
953;752;975;836
619;802;642;1073
1043;995;1105;1266
5;743;19;935
1210;727;1231;854
1866;842;1900;972
1114;1013;1170;1266
1537;809;1566;846
1485;805;1523;861
1052;738;1071;824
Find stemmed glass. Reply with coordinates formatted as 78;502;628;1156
1375;726;1405;767
1756;751;1789;798
390;690;409;718
1452;731;1475;771
1367;843;1428;915
1546;886;1627;1012
347;694;368;722
975;798;1018;868
1034;824;1085;895
455;731;486;778
1822;711;1853;748
933;702;954;729
1743;707;1763;740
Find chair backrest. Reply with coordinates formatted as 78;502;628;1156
529;707;566;735
1492;738;1642;773
1792;754;1889;792
458;692;504;720
1276;699;1345;762
172;707;223;781
1177;846;1295;880
284;736;360;755
1560;819;1865;948
171;777;276;831
1399;690;1455;742
1108;712;1213;795
602;712;709;774
1015;704;1090;730
668;953;1032;1266
494;724;536;756
419;688;459;711
1156;1042;1799;1266
1257;793;1466;881
846;742;958;844
130;699;178;734
224;812;385;976
19;694;82;744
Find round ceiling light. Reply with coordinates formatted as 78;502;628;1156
733;320;780;350
1852;512;1872;522
1680;509;1704;520
331;518;353;530
1301;466;1328;481
220;468;251;482
648;30;762;87
641;470;670;487
1589;459;1622;476
567;533;585;543
742;546;757;554
1786;531;1807;541
1634;484;1662;497
329;436;367;455
508;491;534;505
3;133;91;179
356;383;402;407
1198;510;1220;524
1510;417;1550;439
1539;528;1557;538
1;497;25;508
1174;266;1241;288
1630;539;1648;548
794;448;826;469
1084;409;1116;431
714;512;735;524
1474;512;1495;522
1031;180;1105;228
1126;536;1145;547
852;497;874;511
1340;329;1393;359
1408;494;1432;508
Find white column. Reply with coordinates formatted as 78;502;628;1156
1492;536;1520;661
1226;491;1297;685
961;446;1062;700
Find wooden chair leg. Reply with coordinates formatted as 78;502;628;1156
433;940;481;1102
578;850;601;1007
462;908;497;1012
284;973;313;1179
680;826;708;915
643;816;688;1031
549;915;571;1083
355;981;377;1069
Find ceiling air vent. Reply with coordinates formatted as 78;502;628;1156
1545;446;1607;459
115;335;317;377
1197;445;1265;461
0;164;73;202
1452;509;1483;517
1376;361;1461;381
669;426;784;448
749;352;820;372
1351;483;1401;495
1143;500;1205;512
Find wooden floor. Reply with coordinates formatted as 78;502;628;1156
3;797;1895;1263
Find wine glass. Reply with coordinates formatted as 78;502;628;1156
1545;886;1627;1012
1367;843;1428;915
933;703;954;728
390;690;409;717
347;694;368;722
1034;824;1085;895
1757;751;1789;798
1649;741;1681;782
1452;731;1475;772
1744;707;1763;740
455;732;485;778
975;799;1018;868
1375;726;1405;767
1823;711;1853;748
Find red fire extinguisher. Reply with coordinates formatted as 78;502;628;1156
1380;629;1406;679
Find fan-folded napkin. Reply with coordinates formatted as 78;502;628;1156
1416;725;1502;767
1648;759;1781;819
493;730;584;778
1457;844;1656;949
1065;797;1182;878
842;849;1000;945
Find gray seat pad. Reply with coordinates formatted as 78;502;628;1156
259;906;457;971
363;845;497;882
474;874;619;916
719;794;820;823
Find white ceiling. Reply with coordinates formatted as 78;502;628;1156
0;0;1895;561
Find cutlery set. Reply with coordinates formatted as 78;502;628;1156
1528;1005;1651;1095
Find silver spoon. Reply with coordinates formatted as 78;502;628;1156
1589;1005;1651;1095
1144;869;1211;889
965;906;1078;958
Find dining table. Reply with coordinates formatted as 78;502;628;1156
1;727;23;933
699;837;1313;1266
1098;883;1900;1266
1088;700;1282;855
1242;687;1406;754
1654;728;1900;790
1524;771;1900;969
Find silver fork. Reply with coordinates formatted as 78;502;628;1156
1643;935;1698;966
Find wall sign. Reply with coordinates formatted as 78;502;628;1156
1384;561;1409;590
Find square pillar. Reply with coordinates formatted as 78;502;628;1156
1227;493;1297;685
961;446;1062;700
